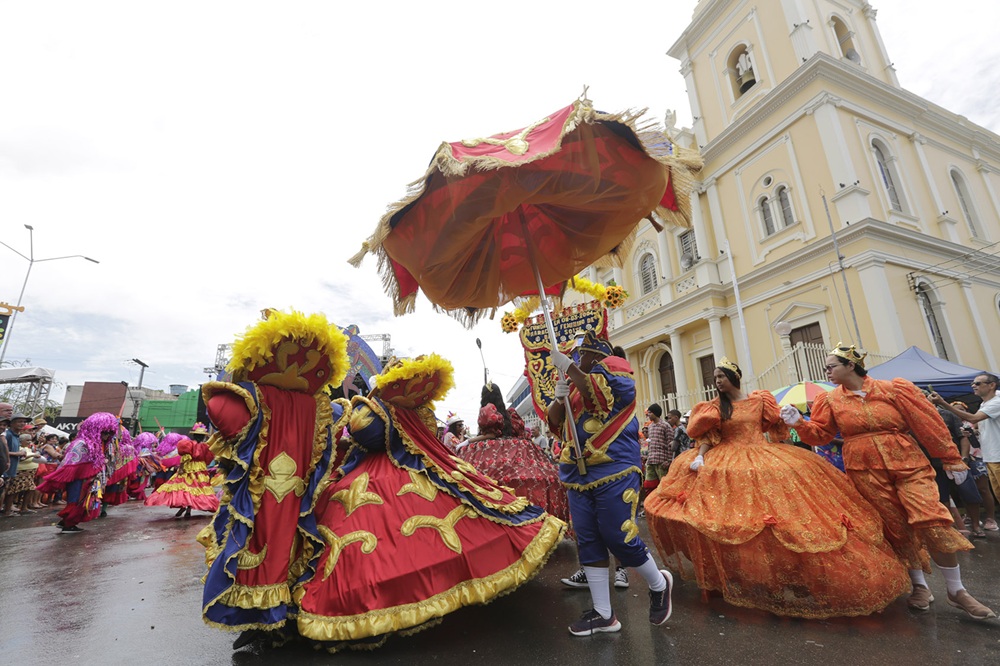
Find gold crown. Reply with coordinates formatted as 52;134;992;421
718;356;742;378
830;342;867;369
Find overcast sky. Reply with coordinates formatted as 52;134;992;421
1;0;998;426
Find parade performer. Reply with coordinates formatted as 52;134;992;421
144;432;219;518
37;412;118;534
644;357;909;619
785;344;996;620
102;423;136;508
547;331;672;637
152;433;183;490
293;353;566;651
197;309;353;648
460;382;570;527
126;432;161;500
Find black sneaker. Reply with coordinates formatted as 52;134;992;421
614;566;630;589
649;569;673;625
560;568;588;589
60;525;84;534
568;608;621;636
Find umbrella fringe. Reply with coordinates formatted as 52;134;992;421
350;100;704;322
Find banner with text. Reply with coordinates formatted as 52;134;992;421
519;301;609;421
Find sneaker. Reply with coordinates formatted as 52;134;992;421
983;518;999;531
614;566;630;589
561;568;589;589
59;526;84;534
907;584;934;611
568;609;621;636
649;570;674;625
947;589;998;620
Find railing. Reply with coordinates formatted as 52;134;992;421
752;342;896;390
654;385;719;414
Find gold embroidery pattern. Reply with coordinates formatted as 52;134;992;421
237;544;268;570
621;488;640;543
397;470;438;502
317;526;378;581
460;115;549;156
254;340;324;392
330;472;384;517
263;451;306;503
449;470;504;501
349;404;376;434
401;506;478;553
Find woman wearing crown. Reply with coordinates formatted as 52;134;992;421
784;343;995;620
197;310;354;646
644;356;910;619
293;353;566;652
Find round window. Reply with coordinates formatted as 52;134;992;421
762;175;773;187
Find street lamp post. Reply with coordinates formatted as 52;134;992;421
0;224;100;365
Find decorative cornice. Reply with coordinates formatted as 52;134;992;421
701;53;1000;167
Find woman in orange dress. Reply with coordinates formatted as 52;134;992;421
644;357;909;619
784;343;995;620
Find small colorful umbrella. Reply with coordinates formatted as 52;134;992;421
770;381;836;412
350;97;702;473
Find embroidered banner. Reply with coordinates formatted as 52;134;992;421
519;301;609;420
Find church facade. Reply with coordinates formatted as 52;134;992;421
570;0;1000;411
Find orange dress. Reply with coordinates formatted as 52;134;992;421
793;377;972;571
644;391;909;619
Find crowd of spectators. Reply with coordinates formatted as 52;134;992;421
0;402;69;518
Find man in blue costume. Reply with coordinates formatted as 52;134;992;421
548;330;673;636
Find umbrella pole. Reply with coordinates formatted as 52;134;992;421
522;228;587;476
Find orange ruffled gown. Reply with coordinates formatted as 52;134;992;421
644;391;909;619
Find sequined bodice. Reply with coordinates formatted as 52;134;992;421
717;399;769;446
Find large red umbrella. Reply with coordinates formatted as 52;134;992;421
351;98;702;471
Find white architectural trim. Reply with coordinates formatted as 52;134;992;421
960;280;998;370
854;256;905;354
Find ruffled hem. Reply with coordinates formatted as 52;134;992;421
36;462;98;492
145;490;220;511
296;515;564;642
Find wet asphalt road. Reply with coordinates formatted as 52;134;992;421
1;501;998;666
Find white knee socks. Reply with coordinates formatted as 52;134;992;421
634;555;667;592
584;566;612;619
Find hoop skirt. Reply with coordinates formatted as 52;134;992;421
145;438;220;512
459;405;570;527
644;391;909;619
293;397;565;648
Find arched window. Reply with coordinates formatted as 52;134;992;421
950;170;981;238
638;253;658;295
872;140;904;212
831;16;861;64
658;352;676;397
759;196;775;236
916;283;950;360
727;45;757;98
776;186;795;227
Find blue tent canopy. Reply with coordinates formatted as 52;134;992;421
867;346;988;397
